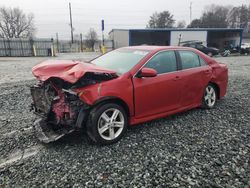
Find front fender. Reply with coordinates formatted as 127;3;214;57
75;77;134;116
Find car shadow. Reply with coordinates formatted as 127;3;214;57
44;99;225;152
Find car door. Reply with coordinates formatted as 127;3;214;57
133;50;183;119
177;50;212;107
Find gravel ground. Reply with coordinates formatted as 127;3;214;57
0;54;250;187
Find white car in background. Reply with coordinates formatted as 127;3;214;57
240;43;250;54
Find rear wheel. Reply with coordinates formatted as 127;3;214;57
86;103;128;145
202;84;217;109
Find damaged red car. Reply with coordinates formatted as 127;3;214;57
30;46;228;145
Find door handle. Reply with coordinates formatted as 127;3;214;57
173;76;181;81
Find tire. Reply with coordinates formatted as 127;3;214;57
86;103;128;145
202;84;217;109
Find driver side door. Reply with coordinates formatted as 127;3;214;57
133;50;183;119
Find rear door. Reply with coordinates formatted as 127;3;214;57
133;50;183;118
177;50;212;107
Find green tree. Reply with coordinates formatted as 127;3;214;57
176;20;186;28
147;11;175;28
200;5;230;28
188;5;231;28
188;19;202;28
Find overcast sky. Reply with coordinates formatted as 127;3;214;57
1;0;250;39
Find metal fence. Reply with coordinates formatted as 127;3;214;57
0;38;53;57
0;38;114;56
56;40;114;53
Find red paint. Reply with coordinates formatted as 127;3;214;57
33;46;228;126
50;83;74;123
32;60;116;83
139;68;157;77
52;92;69;123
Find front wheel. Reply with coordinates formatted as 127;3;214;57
86;103;128;145
202;84;217;109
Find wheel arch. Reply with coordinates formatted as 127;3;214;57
208;81;220;99
93;97;131;117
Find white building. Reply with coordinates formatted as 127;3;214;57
109;28;243;49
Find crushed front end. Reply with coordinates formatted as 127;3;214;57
30;79;89;143
30;60;118;143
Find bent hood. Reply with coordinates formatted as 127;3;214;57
32;60;117;83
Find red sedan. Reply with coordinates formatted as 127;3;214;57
31;46;228;145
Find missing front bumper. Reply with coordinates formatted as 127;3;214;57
31;81;90;143
34;118;74;143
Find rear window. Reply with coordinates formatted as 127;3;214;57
179;51;200;70
199;57;207;66
145;51;177;74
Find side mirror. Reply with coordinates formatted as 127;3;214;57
138;68;157;78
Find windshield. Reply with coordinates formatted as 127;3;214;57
91;49;149;75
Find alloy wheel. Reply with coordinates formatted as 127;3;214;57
204;85;216;107
97;108;125;141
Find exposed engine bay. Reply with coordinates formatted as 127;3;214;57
30;79;87;143
30;60;118;143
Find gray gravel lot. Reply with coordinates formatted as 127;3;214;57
0;54;250;187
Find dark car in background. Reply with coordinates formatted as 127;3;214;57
181;41;219;57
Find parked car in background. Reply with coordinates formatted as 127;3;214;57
240;43;250;55
31;46;228;145
181;41;219;57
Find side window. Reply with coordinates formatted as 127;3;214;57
144;51;177;74
179;51;200;70
199;57;207;66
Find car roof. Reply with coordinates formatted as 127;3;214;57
120;45;213;63
121;45;192;52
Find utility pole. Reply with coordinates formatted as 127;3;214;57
189;2;192;25
80;33;83;52
102;31;104;46
56;32;59;53
69;2;74;44
101;20;105;46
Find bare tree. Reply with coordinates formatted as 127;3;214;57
85;28;98;51
147;11;175;28
0;7;35;38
